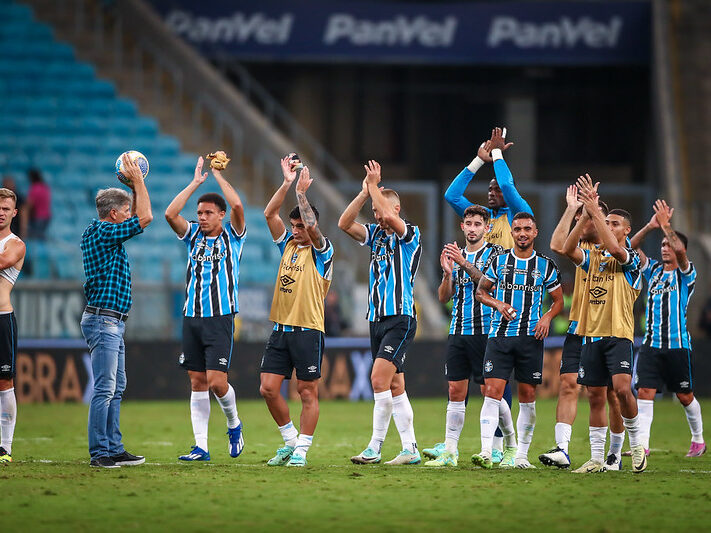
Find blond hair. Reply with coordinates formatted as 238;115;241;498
381;188;400;206
0;188;17;207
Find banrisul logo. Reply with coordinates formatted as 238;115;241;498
487;16;623;49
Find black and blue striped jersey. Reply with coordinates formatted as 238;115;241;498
642;258;696;350
482;250;561;337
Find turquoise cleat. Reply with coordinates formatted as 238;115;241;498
424;451;458;467
422;442;446;460
492;448;504;464
267;445;294;466
351;447;382;464
286;453;306;467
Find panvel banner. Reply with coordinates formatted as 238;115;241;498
149;0;651;65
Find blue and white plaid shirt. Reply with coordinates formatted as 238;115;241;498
81;216;143;314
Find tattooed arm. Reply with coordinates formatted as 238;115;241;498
654;199;688;270
295;166;326;249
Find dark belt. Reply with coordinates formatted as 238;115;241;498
84;306;128;322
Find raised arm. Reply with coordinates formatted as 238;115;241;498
123;152;152;228
264;155;298;240
165;157;206;236
212;163;245;234
550;185;582;254
578;174;627;263
438;247;455;304
628;208;662;267
365;160;407;237
443;242;485;284
489;127;532;218
295;166;326;249
654;199;688;270
444;142;490;216
338;177;368;243
562;209;587;265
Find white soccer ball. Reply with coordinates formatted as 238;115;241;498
115;150;149;186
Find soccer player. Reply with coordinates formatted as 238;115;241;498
339;160;422;466
260;158;334;467
165;156;246;462
629;200;705;457
422;206;504;467
540;186;626;470
80;154;152;468
444;127;532;458
0;188;25;464
471;212;564;469
561;175;647;473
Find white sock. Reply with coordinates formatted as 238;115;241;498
444;401;466;454
294;434;313;457
609;431;625;457
637;399;654;449
0;388;17;455
279;421;299;448
190;390;210;451
683;398;705;443
392;392;417;454
368;390;393;453
215;385;241;429
493;436;504;453
555;422;572;454
590;426;607;463
515;402;536;460
479;397;500;457
622;415;641;448
498;399;517;448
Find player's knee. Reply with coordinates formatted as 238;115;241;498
448;382;467;402
677;392;694;406
259;383;278;400
560;377;578;397
297;382;318;403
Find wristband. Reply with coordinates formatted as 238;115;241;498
467;156;485;173
491;148;503;161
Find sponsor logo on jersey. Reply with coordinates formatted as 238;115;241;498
280;275;296;287
589;286;608;299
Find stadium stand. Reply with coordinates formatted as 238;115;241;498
0;0;278;285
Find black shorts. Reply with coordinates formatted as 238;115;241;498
577;337;633;387
0;312;17;379
560;333;583;375
483;336;544;385
635;345;694;393
369;315;417;373
261;328;324;381
445;334;488;384
180;314;235;372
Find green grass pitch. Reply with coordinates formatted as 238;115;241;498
3;397;709;531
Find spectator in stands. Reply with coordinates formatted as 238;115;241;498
698;294;711;338
26;169;51;240
1;177;26;238
324;290;348;337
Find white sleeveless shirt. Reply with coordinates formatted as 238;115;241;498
0;233;21;285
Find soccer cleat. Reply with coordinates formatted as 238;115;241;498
622;448;649;457
601;453;622;471
631;445;647;473
267;445;294;466
227;424;245;458
89;456;120;469
286;452;306;467
178;445;211;462
538;446;571;469
686;442;707;458
350;447;381;465
572;459;603;473
385;450;421;465
424;451;458;467
514;457;536;469
471;453;493;469
422;442;445;460
492;448;504;464
0;447;12;464
499;446;517;469
110;450;145;466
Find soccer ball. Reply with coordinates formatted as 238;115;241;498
115;151;149;186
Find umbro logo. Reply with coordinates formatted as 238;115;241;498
620;360;630;369
219;358;228;366
532;372;541;379
589;286;608;299
280;275;296;287
384;345;394;353
308;366;317;373
680;381;690;388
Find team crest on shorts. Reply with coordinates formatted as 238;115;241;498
578;367;585;379
484;360;493;373
178;353;185;364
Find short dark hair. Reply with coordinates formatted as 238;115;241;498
608;208;632;227
666;230;688;250
289;204;319;222
462;205;489;224
197;193;226;212
513;211;537;225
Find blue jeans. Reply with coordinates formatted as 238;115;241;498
80;312;126;460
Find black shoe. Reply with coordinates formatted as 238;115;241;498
90;456;120;469
110;450;145;466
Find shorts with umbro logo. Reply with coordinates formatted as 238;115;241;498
0;312;17;379
483;336;543;385
260;327;324;381
577;336;633;387
635;344;694;393
369;314;417;373
445;334;488;384
180;313;235;372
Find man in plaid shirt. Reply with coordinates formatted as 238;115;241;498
80;154;153;468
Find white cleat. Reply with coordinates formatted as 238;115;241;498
538;446;571;469
572;459;603;473
601;453;622;472
384;450;421;465
514;457;537;469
